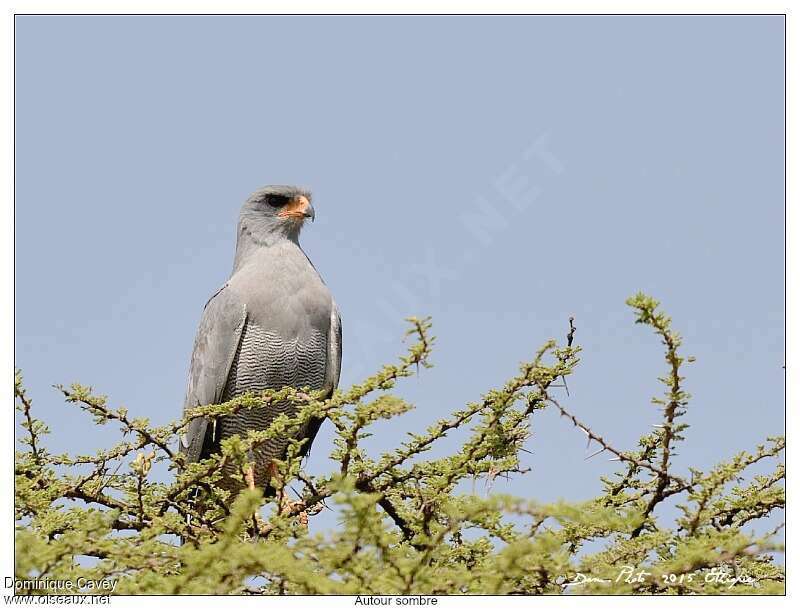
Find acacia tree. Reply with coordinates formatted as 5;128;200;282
14;294;785;595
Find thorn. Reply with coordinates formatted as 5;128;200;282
608;456;622;462
584;447;605;461
586;436;592;450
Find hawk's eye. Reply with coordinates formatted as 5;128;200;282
265;194;287;208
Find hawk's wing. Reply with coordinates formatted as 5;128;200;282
327;300;343;392
180;284;247;463
299;299;342;458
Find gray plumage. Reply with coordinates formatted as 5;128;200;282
180;185;341;492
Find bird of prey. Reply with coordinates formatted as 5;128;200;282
179;185;341;494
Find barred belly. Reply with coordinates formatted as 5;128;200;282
217;318;327;490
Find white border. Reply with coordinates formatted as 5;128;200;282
2;3;793;609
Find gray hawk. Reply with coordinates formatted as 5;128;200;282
179;185;341;494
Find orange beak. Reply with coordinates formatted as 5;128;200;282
277;195;315;221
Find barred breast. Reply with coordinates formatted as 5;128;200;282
217;317;328;490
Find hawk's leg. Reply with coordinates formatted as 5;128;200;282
243;463;260;541
266;460;280;487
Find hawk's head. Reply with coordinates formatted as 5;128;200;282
239;185;315;243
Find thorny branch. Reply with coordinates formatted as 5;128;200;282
13;300;784;595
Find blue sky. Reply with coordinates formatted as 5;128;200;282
15;15;784;534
